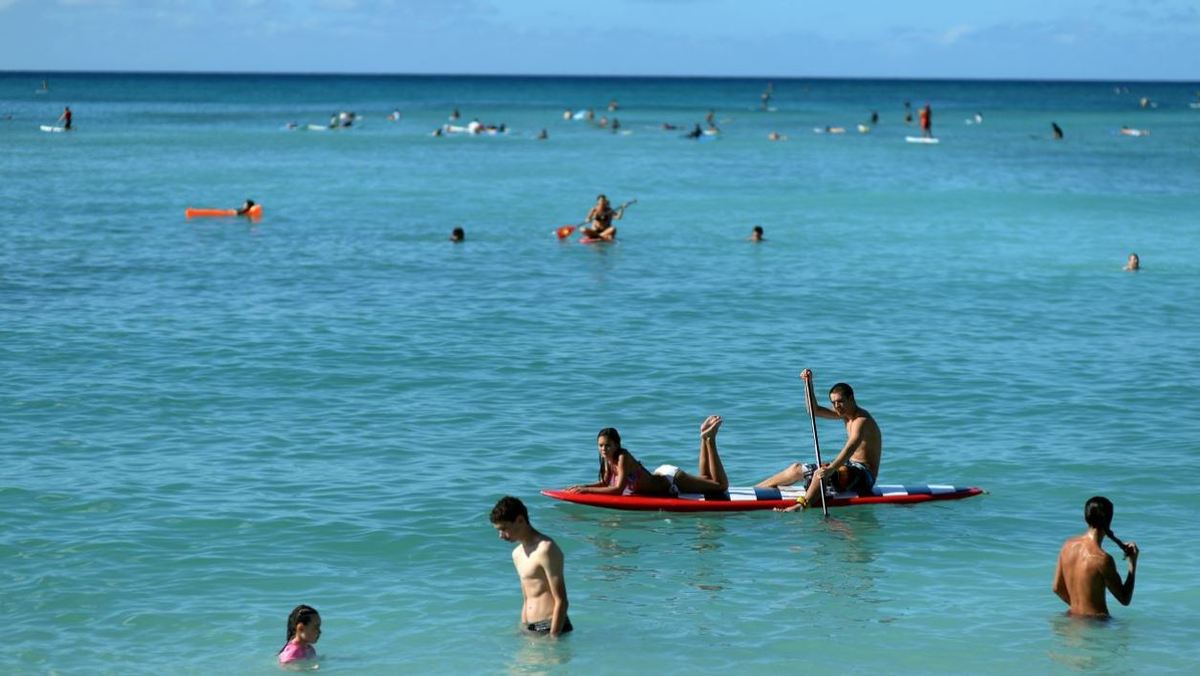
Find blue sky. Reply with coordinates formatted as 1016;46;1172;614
0;0;1196;80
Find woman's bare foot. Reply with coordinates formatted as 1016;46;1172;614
700;415;722;439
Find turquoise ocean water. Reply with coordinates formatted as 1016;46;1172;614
3;72;1200;673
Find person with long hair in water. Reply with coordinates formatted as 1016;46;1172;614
1052;496;1139;617
566;415;730;497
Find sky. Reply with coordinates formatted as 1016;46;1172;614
0;0;1196;80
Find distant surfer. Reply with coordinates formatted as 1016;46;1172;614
536;128;548;140
1123;252;1139;271
870;110;879;124
580;194;627;241
919;104;933;138
450;226;465;242
608;99;619;111
749;225;764;242
450;108;460;121
904;100;913;124
490;496;572;637
1052;496;1138;618
767;131;786;141
1052;122;1064;140
235;199;257;216
58;106;72;131
686;123;703;139
757;369;881;512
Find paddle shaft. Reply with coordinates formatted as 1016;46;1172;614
804;375;829;517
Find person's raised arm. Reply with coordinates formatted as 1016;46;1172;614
801;369;838;419
1104;543;1138;606
542;543;569;637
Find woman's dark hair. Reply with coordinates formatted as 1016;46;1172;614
596;427;624;483
1084;496;1127;551
280;604;319;654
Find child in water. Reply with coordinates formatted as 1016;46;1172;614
278;604;321;666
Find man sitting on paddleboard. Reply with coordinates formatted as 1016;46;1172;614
580;194;625;242
756;369;882;512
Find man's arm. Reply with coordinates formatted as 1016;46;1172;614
1104;544;1137;606
543;543;569;637
515;550;528;624
801;370;838;419
823;418;864;472
1052;550;1071;605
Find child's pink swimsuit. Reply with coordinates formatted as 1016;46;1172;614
278;641;316;664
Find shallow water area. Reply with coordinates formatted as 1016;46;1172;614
2;72;1200;673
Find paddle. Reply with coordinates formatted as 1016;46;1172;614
555;199;637;239
802;371;829;517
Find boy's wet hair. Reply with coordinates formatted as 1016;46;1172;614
490;496;528;524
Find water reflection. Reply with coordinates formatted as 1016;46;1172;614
1046;612;1131;671
507;626;575;675
782;509;882;602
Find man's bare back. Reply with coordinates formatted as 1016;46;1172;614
1052;497;1137;618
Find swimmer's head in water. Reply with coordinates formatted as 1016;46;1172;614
450;227;465;241
284;605;320;648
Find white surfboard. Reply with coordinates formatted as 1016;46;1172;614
905;136;939;144
39;125;66;133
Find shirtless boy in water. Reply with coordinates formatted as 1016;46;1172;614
490;496;571;636
1053;496;1138;617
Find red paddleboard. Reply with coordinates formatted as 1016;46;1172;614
580;237;615;245
542;484;984;512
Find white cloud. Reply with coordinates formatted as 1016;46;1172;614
938;24;974;45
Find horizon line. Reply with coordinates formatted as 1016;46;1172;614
2;68;1196;85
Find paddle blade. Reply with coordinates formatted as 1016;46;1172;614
556;225;576;239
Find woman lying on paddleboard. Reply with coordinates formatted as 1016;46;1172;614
566;416;730;497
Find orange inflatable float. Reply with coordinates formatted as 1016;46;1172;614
185;204;263;219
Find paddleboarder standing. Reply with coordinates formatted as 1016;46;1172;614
58;106;72;130
756;369;882;512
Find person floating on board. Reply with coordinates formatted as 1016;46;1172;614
449;226;465;242
58;106;72;130
536;128;548;140
235;199;257;216
490;496;572;637
1052;122;1064;140
1123;252;1140;271
277;604;321;665
757;369;882;512
685;123;703;139
749;225;764;241
565;415;730;498
1052;496;1138;618
919;103;933;138
580;194;626;242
